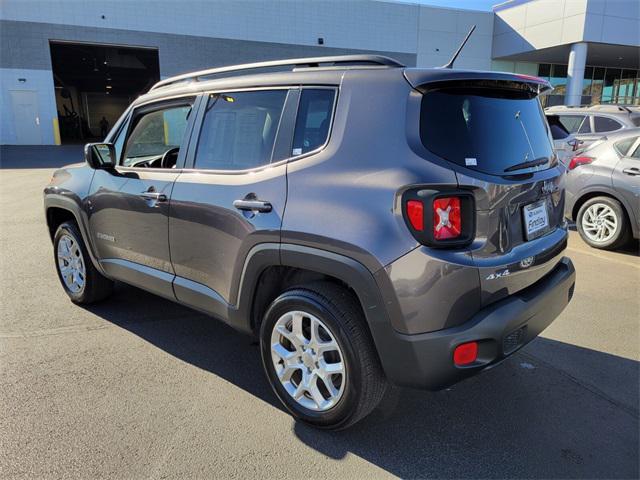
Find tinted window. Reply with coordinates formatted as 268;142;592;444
420;88;554;175
123;104;192;166
614;137;638;156
546;115;570;139
578;117;592;133
293;89;335;155
594;116;622;133
558;115;586;133
194;90;287;170
632;145;640;159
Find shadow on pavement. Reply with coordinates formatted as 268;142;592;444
86;282;639;479
0;145;84;169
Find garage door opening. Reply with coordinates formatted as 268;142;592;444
50;41;160;144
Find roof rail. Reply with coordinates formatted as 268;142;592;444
150;55;405;91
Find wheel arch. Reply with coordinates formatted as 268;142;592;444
44;196;106;275
230;243;399;376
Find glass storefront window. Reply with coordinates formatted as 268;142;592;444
535;64;638;106
602;68;622;104
619;70;637;104
591;67;605;105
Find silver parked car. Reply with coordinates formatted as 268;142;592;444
545;104;640;150
565;128;640;249
546;113;580;167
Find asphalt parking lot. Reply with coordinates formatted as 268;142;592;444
1;146;638;479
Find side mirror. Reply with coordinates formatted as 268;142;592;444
84;143;116;170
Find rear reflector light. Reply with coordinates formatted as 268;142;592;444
454;342;478;366
433;197;461;240
406;200;424;231
568;156;593;170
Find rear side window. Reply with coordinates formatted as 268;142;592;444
613;137;638;156
557;115;586;134
194;90;287;171
420;88;554;175
292;89;336;155
546;115;570;139
594;116;623;133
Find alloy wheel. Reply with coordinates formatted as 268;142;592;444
581;203;618;243
57;233;86;293
270;310;346;411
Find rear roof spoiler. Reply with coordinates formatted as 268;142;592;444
404;69;553;95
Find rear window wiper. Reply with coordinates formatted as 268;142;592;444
504;156;549;172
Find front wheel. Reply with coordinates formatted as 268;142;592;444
576;196;630;250
53;221;113;304
260;282;387;430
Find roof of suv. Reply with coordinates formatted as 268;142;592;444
133;55;553;108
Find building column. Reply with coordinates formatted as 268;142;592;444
565;42;588;106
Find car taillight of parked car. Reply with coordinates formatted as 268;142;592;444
568;156;593;171
402;190;474;248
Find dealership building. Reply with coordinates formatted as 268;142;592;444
1;0;638;145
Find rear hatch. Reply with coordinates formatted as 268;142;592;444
406;70;568;306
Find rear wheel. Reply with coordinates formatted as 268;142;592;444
260;282;387;430
54;221;113;304
576;196;630;250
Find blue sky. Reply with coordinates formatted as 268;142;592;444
411;0;499;11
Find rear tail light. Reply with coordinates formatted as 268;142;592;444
568;156;593;170
454;342;478;366
402;189;474;248
433;197;461;240
406;200;424;231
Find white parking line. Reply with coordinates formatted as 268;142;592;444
566;246;640;269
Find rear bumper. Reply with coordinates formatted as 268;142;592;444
376;257;575;389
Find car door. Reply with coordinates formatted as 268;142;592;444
87;95;200;299
168;88;297;320
612;137;640;231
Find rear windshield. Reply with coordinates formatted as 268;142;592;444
420;88;554;175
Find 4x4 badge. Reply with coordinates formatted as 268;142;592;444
486;269;510;280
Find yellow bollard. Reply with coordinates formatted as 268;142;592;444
53;117;61;145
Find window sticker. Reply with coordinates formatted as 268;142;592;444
292;148;302;156
465;157;477;166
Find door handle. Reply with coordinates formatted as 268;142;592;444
140;191;167;202
233;199;272;213
622;167;640;176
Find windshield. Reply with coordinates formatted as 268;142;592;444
420;87;554;175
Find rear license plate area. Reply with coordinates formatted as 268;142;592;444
523;199;550;241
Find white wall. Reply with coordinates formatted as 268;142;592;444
0;0;420;54
0;68;56;145
493;0;640;58
417;7;494;69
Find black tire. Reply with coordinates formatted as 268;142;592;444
53;221;113;304
260;282;387;430
576;196;631;250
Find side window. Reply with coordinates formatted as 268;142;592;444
292;89;336;155
122;103;193;167
632;144;640;159
111;117;129;161
558;115;586;134
614;137;638;156
594;116;623;133
578;117;591;133
194;90;287;170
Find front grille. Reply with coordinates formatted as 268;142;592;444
503;326;527;355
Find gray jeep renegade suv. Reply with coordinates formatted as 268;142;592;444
44;55;576;429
